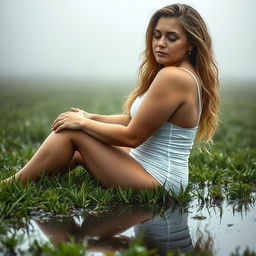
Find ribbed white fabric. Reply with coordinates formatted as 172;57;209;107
129;67;202;194
134;207;192;253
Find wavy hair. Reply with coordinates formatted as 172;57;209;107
124;3;219;144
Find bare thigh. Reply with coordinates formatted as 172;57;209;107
64;130;161;189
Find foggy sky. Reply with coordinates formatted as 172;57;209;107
0;0;255;82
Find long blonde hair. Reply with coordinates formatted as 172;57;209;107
124;4;219;144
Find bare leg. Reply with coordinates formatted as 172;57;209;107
3;130;160;189
47;148;130;175
4;132;75;183
56;151;86;174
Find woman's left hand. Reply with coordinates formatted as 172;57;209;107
51;112;85;133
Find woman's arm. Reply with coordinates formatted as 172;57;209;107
90;114;130;126
71;108;130;126
52;67;189;148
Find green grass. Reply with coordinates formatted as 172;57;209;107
0;80;256;255
0;80;255;211
0;226;255;256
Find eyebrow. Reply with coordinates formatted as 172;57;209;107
154;29;180;36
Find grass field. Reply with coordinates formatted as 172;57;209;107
0;79;255;255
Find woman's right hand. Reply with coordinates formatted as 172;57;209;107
70;107;92;119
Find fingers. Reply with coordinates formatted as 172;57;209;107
51;111;69;127
59;111;69;116
71;107;80;112
51;115;62;127
51;114;65;131
51;110;81;132
54;124;65;133
51;118;64;132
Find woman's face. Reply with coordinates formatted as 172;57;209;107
152;17;192;66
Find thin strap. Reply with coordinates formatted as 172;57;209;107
178;67;202;125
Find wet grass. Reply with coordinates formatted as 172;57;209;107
0;80;256;255
0;202;256;256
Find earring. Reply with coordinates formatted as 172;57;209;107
188;50;192;56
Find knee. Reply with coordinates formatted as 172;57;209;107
59;130;94;154
52;130;85;140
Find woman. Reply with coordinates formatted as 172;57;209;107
2;4;219;194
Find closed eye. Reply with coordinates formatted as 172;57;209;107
153;32;161;39
168;37;178;42
153;30;179;42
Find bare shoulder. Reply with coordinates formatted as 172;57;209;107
151;66;194;94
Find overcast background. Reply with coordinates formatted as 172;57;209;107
0;0;255;83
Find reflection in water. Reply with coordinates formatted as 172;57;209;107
134;207;193;255
193;226;214;255
34;205;193;255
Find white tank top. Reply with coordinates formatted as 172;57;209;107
129;67;202;194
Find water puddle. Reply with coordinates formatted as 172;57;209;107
2;200;256;255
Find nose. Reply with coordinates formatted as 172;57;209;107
157;36;166;48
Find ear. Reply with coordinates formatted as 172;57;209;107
188;41;195;52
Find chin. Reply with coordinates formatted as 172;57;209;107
157;60;169;67
156;59;166;65
155;57;170;66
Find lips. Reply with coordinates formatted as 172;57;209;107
156;51;168;57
